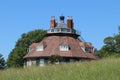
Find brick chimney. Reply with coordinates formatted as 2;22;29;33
67;16;74;29
50;16;56;28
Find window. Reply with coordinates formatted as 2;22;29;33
60;45;69;51
36;58;40;66
36;45;44;51
67;29;70;32
85;47;89;53
51;29;54;32
81;46;90;53
40;59;45;66
29;47;33;52
27;59;32;66
81;46;85;52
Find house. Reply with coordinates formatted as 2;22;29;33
23;15;97;67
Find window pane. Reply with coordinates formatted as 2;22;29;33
60;45;69;51
36;45;43;51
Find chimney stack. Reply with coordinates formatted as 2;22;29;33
50;16;56;28
67;16;74;29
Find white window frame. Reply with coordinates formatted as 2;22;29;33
81;46;86;52
81;46;90;53
60;45;69;51
36;45;44;51
27;59;32;66
40;59;44;66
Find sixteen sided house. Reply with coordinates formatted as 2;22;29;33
23;15;97;67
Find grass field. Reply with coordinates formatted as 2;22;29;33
0;58;120;80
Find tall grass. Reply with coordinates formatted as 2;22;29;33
0;58;120;80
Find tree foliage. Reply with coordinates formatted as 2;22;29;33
7;29;46;67
49;55;63;64
0;54;6;69
98;27;120;58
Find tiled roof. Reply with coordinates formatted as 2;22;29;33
29;43;38;48
24;35;97;59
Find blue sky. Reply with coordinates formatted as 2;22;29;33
0;0;120;60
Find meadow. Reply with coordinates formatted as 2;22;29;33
0;58;120;80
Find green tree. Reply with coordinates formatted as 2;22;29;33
103;36;116;53
0;54;6;69
7;29;46;67
99;27;120;58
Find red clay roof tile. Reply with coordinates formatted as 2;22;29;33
24;35;97;59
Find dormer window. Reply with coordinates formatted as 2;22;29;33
85;47;89;53
36;45;44;51
60;44;69;51
81;46;90;53
29;47;33;52
81;46;85;52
